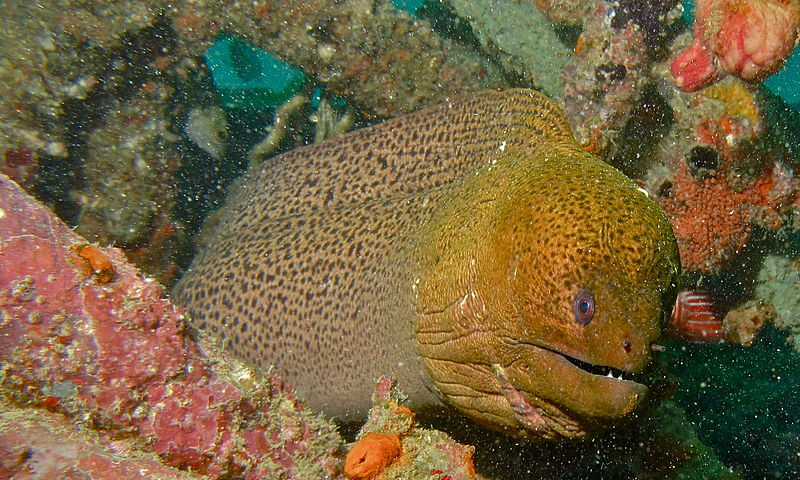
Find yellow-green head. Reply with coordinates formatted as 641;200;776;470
416;138;680;440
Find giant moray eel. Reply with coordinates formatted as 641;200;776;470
173;89;680;440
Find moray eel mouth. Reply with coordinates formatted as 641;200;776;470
528;342;649;394
550;347;641;384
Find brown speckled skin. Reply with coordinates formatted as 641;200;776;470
173;89;680;439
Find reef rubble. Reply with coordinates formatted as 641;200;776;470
344;377;478;480
0;0;506;287
0;399;205;480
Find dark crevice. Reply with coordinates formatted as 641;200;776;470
35;13;177;223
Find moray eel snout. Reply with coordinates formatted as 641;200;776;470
415;144;679;440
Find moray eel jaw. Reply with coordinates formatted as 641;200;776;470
489;344;649;439
417;316;652;441
416;260;668;441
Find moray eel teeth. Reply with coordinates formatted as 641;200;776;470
556;350;638;383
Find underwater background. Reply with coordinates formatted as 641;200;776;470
1;0;800;479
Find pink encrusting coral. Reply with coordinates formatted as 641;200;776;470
0;400;205;480
671;0;800;91
0;173;343;479
650;72;799;275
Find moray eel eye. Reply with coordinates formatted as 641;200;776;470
573;291;595;325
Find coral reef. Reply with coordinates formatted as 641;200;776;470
723;300;772;346
173;0;501;118
0;2;185;282
345;377;477;480
671;0;800;91
0;2;175;201
533;0;592;25
560;0;682;155
0;0;502;287
2;0;800;477
646;75;798;274
658;160;789;273
0;173;343;479
0;0;494;157
72;80;185;285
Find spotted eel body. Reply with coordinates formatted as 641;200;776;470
173;89;680;440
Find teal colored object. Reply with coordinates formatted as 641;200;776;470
205;36;305;110
681;0;695;21
391;0;426;15
310;87;348;110
765;46;800;108
310;87;324;109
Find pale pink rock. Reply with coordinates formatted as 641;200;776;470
0;403;204;480
671;0;800;91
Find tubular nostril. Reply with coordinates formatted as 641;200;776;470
622;339;632;353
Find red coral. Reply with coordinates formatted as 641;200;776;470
0;174;343;479
695;114;758;158
660;162;796;273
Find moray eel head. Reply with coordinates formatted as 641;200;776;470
415;144;680;440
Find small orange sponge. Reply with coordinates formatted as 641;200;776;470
70;244;115;283
344;432;402;480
